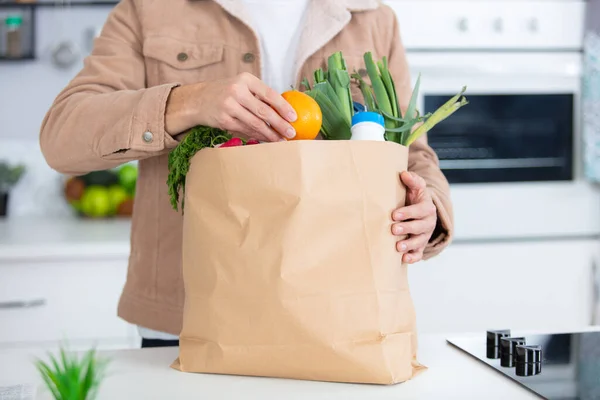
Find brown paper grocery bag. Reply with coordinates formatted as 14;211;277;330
172;140;425;384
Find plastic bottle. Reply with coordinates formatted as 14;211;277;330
5;15;23;58
350;112;385;141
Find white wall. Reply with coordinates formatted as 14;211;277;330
0;7;112;216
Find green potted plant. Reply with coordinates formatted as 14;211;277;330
0;161;25;217
35;346;109;400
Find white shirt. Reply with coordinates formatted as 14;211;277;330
243;0;310;93
137;0;309;342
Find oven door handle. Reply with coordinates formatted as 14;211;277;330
409;64;581;78
410;65;502;76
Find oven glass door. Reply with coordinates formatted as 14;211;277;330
409;52;580;184
424;93;573;183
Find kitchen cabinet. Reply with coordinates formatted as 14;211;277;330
410;240;600;334
2;218;597;349
387;0;586;51
0;218;139;351
0;259;138;351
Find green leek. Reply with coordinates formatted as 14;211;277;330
301;77;312;91
378;57;400;120
352;72;377;112
305;89;351;140
364;52;393;121
327;52;353;125
314;68;327;84
301;50;468;146
405;88;468;146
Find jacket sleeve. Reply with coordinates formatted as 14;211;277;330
385;6;454;259
39;0;180;176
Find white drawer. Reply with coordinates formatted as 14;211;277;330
0;260;133;344
386;0;585;50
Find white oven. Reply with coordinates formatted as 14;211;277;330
385;0;600;240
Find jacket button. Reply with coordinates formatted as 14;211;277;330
243;52;256;63
177;52;188;62
142;131;154;143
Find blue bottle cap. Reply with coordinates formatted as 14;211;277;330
351;111;385;127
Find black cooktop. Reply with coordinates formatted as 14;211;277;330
447;330;600;400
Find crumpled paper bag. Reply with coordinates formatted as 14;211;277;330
172;140;424;384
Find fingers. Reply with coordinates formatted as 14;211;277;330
396;232;430;253
403;248;424;264
392;200;436;222
245;74;297;123
392;172;437;265
400;171;426;191
396;233;429;262
239;92;296;140
225;120;272;143
391;218;434;236
229;102;282;142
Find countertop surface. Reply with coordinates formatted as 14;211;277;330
0;217;132;261
0;334;541;400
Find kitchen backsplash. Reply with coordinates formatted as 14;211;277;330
0;7;112;217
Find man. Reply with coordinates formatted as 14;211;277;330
39;0;453;348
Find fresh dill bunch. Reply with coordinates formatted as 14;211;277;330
167;126;231;212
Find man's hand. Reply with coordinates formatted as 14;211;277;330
391;171;437;264
165;73;297;142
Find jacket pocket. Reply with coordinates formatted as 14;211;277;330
143;36;224;85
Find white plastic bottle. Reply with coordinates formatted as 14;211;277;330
350;112;386;141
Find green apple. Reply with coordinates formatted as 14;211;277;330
118;164;138;195
80;185;111;218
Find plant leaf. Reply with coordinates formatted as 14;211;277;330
380;109;408;123
351;72;377;112
364;52;393;118
305;89;352;140
378;58;399;119
327;51;353;124
385;59;401;119
439;86;468;113
301;77;311;91
35;360;62;400
80;350;96;400
35;345;110;400
405;95;469;146
167;126;231;212
385;124;417;134
313;81;347;120
405;73;421;121
313;68;326;84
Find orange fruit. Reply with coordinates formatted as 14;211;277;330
281;90;322;140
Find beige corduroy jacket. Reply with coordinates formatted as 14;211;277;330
39;0;454;336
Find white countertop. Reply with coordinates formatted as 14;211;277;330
0;217;131;262
0;334;540;400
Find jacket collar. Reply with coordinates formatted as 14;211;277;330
293;0;380;84
198;0;380;26
344;0;380;11
193;0;380;14
197;0;381;83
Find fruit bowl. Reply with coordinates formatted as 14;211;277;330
64;164;137;218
